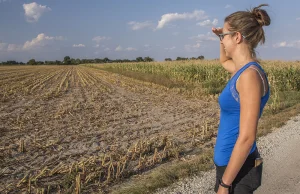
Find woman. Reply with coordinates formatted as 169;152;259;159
211;4;271;194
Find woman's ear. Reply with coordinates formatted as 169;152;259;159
235;32;243;44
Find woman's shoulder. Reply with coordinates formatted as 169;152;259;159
237;62;265;88
239;67;262;83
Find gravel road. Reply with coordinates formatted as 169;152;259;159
155;115;300;194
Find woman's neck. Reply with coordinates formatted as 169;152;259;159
231;49;254;72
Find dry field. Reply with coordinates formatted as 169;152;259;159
0;65;219;193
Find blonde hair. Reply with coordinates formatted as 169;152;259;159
225;4;271;58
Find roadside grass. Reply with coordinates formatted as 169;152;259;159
111;149;214;194
258;96;300;137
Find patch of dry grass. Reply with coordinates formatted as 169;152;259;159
111;149;214;194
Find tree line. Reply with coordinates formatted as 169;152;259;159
165;56;205;61
0;55;205;65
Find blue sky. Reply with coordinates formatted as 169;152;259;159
0;0;300;62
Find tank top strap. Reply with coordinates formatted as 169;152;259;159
231;61;258;82
229;61;259;103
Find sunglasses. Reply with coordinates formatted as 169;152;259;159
218;31;236;41
218;31;246;41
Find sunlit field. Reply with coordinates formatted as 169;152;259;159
1;60;300;193
90;60;300;115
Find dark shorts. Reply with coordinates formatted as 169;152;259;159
214;148;263;194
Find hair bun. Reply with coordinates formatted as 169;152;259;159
252;4;271;27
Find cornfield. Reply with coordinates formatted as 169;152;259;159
90;60;300;113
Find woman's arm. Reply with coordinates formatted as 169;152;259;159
219;46;235;74
212;27;236;74
218;68;263;192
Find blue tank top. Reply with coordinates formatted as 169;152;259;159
214;61;270;166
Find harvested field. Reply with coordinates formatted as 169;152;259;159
0;65;219;193
2;60;300;193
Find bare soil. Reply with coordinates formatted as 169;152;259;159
0;66;219;193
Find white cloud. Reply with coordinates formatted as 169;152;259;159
164;46;176;50
0;42;21;52
8;44;22;51
273;41;287;48
104;48;110;51
23;33;63;50
189;32;218;41
23;2;51;23
273;40;300;48
92;36;111;43
157;10;208;29
128;21;154;30
297;18;300;20
225;5;232;9
0;0;10;3
144;44;151;51
115;45;123;51
115;45;137;51
196;19;218;27
192;43;201;48
125;47;137;51
92;36;111;48
73;44;85;48
0;33;64;52
0;42;7;51
288;40;300;48
184;43;201;52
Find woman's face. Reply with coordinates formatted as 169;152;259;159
221;22;236;58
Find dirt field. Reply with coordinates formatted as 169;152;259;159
0;65;219;193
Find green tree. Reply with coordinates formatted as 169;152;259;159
64;56;71;65
136;57;144;62
176;57;188;61
70;58;76;64
197;55;205;60
27;59;37;65
55;60;62;65
36;61;44;65
75;58;81;65
95;58;103;63
103;57;110;63
165;58;172;61
144;56;154;62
